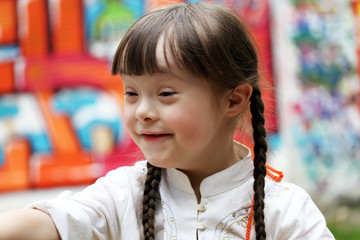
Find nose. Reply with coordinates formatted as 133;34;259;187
135;98;158;122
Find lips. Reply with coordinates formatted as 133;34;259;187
141;133;173;141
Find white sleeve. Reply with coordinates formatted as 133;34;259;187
28;190;97;240
266;182;335;240
26;164;145;240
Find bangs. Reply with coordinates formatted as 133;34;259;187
111;6;183;76
111;3;219;77
112;3;259;92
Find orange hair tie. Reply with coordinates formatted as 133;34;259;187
265;164;284;182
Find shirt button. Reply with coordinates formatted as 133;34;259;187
197;222;206;230
198;203;206;212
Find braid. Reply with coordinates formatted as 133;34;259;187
249;86;267;240
142;162;162;240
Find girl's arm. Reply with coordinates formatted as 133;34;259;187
0;209;61;240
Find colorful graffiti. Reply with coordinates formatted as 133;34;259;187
85;0;141;59
272;0;360;204
0;0;144;192
0;0;277;193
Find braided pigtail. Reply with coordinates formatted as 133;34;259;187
142;162;162;240
249;86;267;240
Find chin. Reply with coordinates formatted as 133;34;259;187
146;157;173;169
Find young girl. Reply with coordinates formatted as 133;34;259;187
0;2;334;240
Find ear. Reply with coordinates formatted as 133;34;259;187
225;83;253;117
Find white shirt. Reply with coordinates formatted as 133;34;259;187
28;144;334;240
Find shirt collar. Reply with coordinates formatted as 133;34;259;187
164;142;253;197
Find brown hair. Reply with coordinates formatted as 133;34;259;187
112;3;267;240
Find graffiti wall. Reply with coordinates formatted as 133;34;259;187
0;0;277;192
0;0;145;192
272;0;360;206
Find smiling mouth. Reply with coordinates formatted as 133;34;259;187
141;133;173;141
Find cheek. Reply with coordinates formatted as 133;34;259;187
166;105;217;140
123;106;135;131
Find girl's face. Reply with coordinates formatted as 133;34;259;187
121;39;237;172
121;68;236;172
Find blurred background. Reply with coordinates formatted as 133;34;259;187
0;0;359;238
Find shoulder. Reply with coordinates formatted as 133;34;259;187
264;180;334;239
265;179;316;217
265;180;310;203
264;179;313;223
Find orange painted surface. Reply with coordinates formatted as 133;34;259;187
0;62;15;93
36;91;81;154
32;91;99;187
32;152;98;188
18;0;49;56
51;0;85;54
0;139;30;192
22;55;122;91
0;0;17;44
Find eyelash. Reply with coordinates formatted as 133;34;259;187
124;91;138;96
159;91;175;97
124;91;176;97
